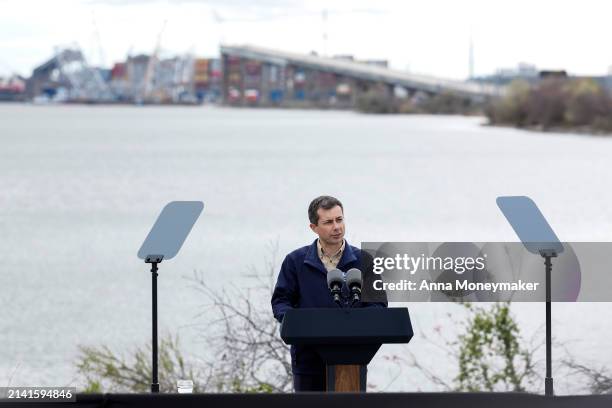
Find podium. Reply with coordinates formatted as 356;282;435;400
280;308;413;392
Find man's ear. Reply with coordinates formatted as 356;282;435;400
309;223;317;233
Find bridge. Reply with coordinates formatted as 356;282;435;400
220;44;502;108
27;48;112;102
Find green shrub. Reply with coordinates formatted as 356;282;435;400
486;77;612;132
356;90;397;114
455;303;536;392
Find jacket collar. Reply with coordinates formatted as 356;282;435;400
304;238;358;275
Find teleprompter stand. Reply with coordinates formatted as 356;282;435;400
281;308;413;392
145;254;163;393
497;196;564;397
137;201;204;393
540;249;556;397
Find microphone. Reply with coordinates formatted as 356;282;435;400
346;268;362;305
326;268;344;306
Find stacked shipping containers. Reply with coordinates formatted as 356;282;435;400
193;58;221;103
243;59;262;104
194;58;209;102
224;55;242;104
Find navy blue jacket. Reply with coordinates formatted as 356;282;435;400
271;239;387;375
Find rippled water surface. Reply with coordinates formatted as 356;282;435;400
1;104;611;393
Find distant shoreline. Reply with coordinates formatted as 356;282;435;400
483;122;612;137
3;101;610;137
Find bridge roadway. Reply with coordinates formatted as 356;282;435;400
221;44;502;99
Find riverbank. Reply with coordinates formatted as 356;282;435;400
485;78;612;135
482;122;612;137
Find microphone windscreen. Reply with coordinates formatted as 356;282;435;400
346;268;362;287
327;268;344;288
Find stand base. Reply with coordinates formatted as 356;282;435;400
151;383;159;393
545;377;553;396
326;365;366;392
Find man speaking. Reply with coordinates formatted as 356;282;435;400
271;195;387;392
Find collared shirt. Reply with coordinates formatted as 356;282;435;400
317;239;345;272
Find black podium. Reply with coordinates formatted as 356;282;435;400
281;308;413;392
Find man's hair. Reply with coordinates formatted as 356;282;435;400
308;196;343;225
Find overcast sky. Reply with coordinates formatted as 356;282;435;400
1;0;612;79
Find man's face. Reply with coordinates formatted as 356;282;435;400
310;205;345;246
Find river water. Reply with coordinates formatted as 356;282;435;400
1;104;611;393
